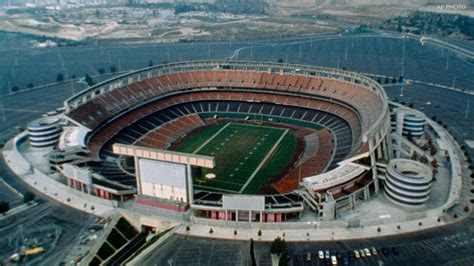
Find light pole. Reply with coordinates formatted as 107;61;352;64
465;100;470;119
400;36;406;97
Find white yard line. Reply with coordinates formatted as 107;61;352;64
194;184;238;194
193;123;231;154
239;129;289;193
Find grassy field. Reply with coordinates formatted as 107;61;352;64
174;122;296;194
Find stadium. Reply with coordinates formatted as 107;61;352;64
47;60;391;222
3;54;468;245
1;34;471;264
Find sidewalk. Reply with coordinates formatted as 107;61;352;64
0;201;38;221
2;135;117;217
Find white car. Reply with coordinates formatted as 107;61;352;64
331;255;338;265
359;249;366;258
364;248;372;257
371;247;378;256
354;250;360;259
318;250;324;259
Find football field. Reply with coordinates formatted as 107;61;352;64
175;122;296;194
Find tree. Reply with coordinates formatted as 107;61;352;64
23;192;35;203
56;72;64;82
27;83;34;89
148;60;154;67
0;201;9;214
110;65;117;73
277;58;284;63
420;155;429;164
384;76;389;84
430;145;438;156
270;236;286;256
391;77;397;83
98;68;105;75
398;75;404;83
11;86;18;92
84;74;95;86
411;152;418;161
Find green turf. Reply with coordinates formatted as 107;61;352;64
175;123;225;153
174;122;296;194
199;112;323;130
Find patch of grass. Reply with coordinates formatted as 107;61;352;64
175;123;225;153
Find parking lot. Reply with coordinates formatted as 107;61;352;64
134;221;474;265
2;34;472;95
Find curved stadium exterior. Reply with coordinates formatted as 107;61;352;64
59;60;393;221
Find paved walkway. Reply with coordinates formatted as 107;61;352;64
2;135;116;217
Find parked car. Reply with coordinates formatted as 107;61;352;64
306;252;311;262
319;250;324;259
331;255;338;265
359;249;366;258
354;250;360;259
325;250;330;259
381;247;390;256
371;247;378;256
391;246;400;256
364;248;372;257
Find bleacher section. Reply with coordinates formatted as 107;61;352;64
135;114;204;149
68;70;381;141
67;68;386;192
86;97;350;188
271;129;333;194
87;90;357;157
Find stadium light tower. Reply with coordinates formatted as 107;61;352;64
465;100;470;119
0;102;6;124
400;36;406;97
445;54;449;70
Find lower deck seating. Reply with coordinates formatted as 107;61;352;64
135;114;204;149
271;129;333;194
86;92;352;189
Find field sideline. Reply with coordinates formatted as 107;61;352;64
175;122;297;194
